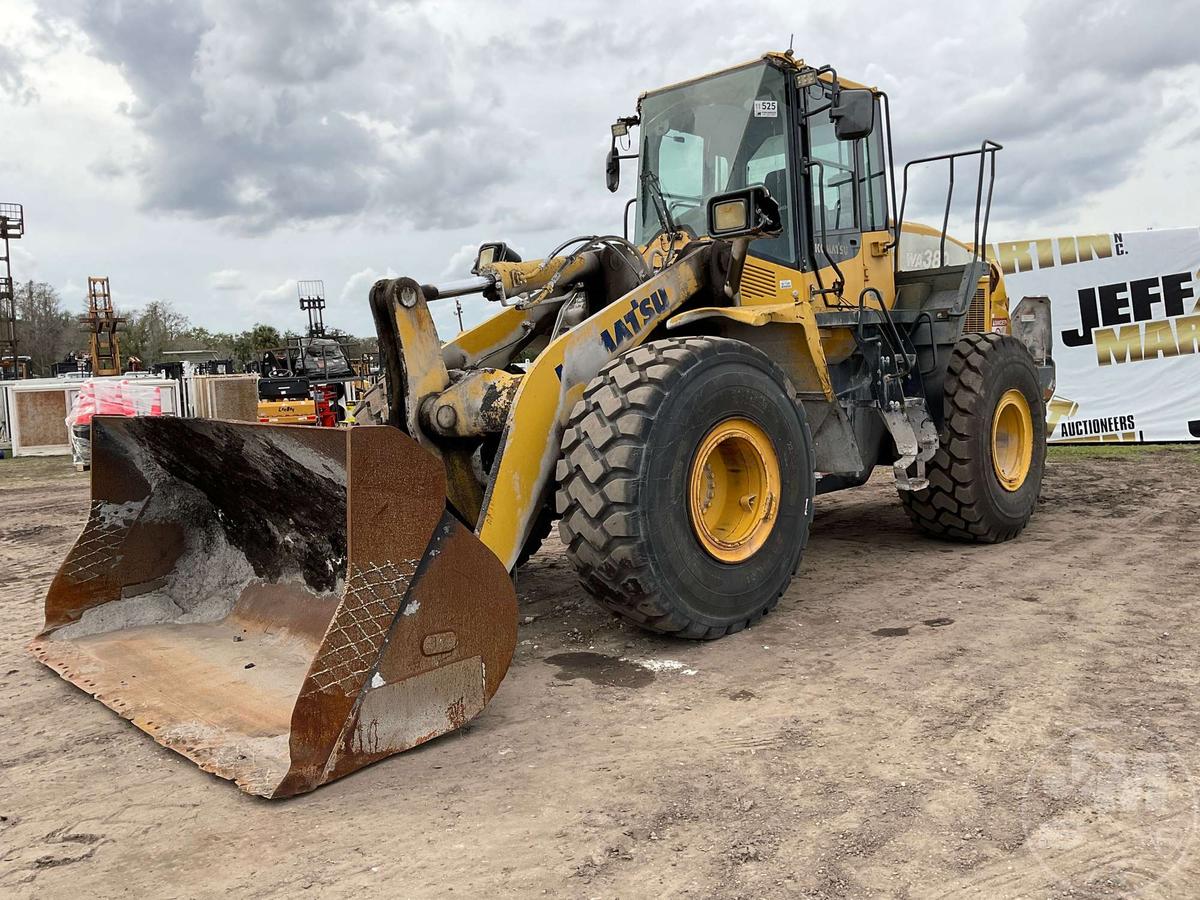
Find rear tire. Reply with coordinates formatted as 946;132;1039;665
900;332;1045;542
556;337;815;639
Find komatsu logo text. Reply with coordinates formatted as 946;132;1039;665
600;288;670;353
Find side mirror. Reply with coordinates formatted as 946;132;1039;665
831;88;875;141
605;146;621;193
706;185;782;239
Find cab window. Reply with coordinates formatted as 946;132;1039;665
636;62;795;265
807;114;858;233
744;133;793;264
859;106;887;232
657;130;705;199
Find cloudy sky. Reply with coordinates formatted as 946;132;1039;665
2;0;1197;340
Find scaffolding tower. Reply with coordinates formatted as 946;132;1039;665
297;280;326;337
82;276;125;376
0;203;24;379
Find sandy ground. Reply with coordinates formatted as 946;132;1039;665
2;445;1200;899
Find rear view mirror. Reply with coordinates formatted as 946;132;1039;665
831;89;875;141
606;146;620;193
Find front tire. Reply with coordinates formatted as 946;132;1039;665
556;337;815;639
900;332;1046;542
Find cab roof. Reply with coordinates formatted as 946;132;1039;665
638;52;872;103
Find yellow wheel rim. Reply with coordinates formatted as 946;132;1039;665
991;388;1033;492
688;417;781;563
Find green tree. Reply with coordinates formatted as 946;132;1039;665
123;300;190;363
171;326;237;359
14;281;75;375
231;324;283;364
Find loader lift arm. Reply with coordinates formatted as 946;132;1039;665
368;242;719;570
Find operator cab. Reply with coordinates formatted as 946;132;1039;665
608;51;1000;343
615;55;888;291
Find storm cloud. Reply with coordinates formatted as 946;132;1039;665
0;44;37;104
35;0;522;233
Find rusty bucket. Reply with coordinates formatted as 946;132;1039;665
29;417;517;798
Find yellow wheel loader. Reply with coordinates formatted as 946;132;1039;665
31;52;1054;797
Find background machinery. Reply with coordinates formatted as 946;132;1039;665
81;276;124;377
1;203;24;379
32;52;1052;796
255;336;354;424
255;280;356;425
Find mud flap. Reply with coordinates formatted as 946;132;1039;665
29;417;517;798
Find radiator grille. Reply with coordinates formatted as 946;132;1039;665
740;261;777;302
965;284;987;333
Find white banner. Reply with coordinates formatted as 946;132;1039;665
988;227;1200;443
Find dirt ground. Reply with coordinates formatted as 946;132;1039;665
2;445;1200;899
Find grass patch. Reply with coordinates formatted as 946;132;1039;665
1049;443;1200;462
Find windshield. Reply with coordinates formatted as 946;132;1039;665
305;340;341;358
302;339;350;374
636;62;794;264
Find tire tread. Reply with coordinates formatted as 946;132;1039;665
556;337;814;639
900;332;1042;543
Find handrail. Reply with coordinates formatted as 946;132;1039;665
856;286;911;378
891;140;1002;271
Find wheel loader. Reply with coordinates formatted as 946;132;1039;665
30;52;1054;797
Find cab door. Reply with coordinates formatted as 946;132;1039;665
799;83;894;309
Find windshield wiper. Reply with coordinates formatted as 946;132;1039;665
639;170;677;238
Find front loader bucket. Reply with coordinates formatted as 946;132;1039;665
29;417;517;798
